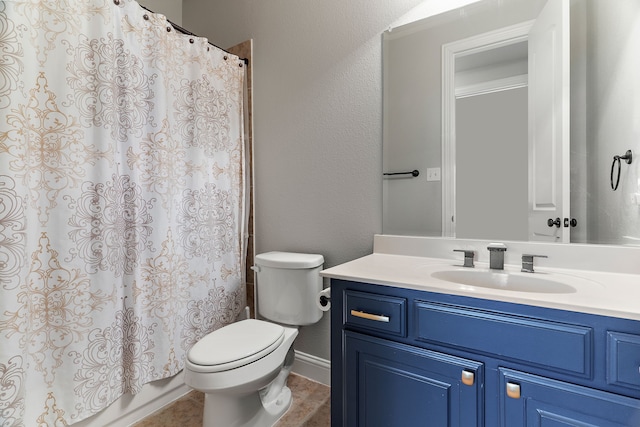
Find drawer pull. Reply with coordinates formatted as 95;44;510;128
506;382;521;399
461;370;475;386
350;310;390;323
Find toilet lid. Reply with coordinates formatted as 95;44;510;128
187;319;285;372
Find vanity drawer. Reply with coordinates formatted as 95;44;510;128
607;331;640;390
344;290;406;337
415;301;593;377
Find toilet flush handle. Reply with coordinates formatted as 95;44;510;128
250;265;260;272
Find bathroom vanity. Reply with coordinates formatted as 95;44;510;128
323;236;640;426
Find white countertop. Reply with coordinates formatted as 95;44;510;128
321;252;640;321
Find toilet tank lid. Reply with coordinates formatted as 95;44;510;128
255;251;324;269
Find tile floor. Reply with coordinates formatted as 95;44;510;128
132;373;330;427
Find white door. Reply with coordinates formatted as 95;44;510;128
528;0;570;242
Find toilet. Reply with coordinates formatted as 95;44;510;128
184;252;324;427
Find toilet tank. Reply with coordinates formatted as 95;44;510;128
254;252;324;326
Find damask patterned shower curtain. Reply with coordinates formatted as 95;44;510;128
0;0;247;425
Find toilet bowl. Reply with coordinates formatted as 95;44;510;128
184;252;324;427
184;319;299;426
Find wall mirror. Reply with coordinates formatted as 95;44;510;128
382;0;640;245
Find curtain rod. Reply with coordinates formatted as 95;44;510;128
139;5;249;66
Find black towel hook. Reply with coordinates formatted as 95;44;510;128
610;150;633;191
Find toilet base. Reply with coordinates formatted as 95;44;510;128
202;384;292;427
185;326;300;427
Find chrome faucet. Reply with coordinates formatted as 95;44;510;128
487;243;507;270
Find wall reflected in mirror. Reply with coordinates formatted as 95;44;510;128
382;0;640;245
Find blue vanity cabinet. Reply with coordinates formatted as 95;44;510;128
500;368;640;426
330;279;640;427
333;283;483;426
344;331;482;426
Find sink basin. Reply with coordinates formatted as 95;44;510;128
431;270;577;294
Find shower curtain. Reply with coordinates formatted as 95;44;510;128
0;0;247;425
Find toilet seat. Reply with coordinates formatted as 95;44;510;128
187;319;285;373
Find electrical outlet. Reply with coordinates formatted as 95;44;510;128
426;167;441;182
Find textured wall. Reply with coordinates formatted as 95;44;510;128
140;0;182;25
182;0;479;361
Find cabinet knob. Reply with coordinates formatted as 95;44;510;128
461;370;475;386
506;382;521;399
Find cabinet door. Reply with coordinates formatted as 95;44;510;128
500;368;640;426
344;331;482;427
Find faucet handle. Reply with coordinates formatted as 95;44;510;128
521;254;548;273
453;249;475;268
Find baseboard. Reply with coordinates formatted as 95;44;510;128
73;372;191;427
292;350;331;387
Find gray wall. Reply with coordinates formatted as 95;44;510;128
140;0;182;25
182;0;481;360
